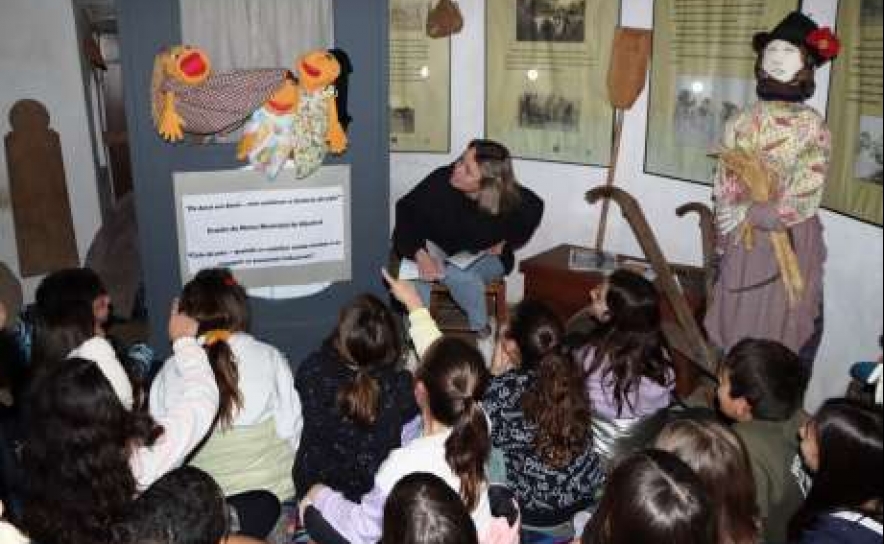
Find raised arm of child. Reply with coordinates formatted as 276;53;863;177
381;268;442;357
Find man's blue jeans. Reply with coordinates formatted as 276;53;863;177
414;254;505;332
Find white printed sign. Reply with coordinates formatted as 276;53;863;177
182;187;344;272
174;166;351;288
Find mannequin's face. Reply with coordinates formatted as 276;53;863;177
762;39;804;83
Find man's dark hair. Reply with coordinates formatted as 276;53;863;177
722;338;810;421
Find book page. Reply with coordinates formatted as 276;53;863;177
446;251;484;270
398;258;421;280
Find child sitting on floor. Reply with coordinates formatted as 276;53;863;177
789;397;882;543
151;268;301;539
300;334;494;544
294;294;418;502
580;449;717;544
717;338;811;544
579;270;674;421
381;472;519;544
20;302;218;544
655;417;760;544
113;466;265;544
296;270;512;544
483;299;604;537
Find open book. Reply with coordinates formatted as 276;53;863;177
398;240;484;280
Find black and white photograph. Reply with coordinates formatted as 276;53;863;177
854;116;884;185
390;2;424;32
518;91;581;131
516;0;586;43
672;76;753;150
390;105;416;134
861;0;884;22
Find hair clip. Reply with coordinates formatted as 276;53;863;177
202;329;232;346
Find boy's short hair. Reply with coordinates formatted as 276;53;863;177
722;338;810;421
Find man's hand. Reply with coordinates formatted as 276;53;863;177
487;241;506;256
415;248;444;281
168;298;199;342
381;268;425;312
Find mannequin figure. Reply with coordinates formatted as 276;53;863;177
705;12;840;366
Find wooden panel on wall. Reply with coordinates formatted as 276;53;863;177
4;99;79;277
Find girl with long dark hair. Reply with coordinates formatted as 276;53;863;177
294;294;418;501
581;269;674;421
788;398;882;543
483;299;604;534
381;472;481;544
151;268;301;537
656;418;760;544
581;449;717;544
300;271;501;544
380;472;519;544
19;302;217;544
301;336;494;544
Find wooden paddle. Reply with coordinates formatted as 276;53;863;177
595;28;652;250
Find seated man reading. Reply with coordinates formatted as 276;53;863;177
392;139;544;338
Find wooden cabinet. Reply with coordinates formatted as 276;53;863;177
519;244;606;323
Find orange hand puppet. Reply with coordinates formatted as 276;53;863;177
151;45;288;142
237;48;352;179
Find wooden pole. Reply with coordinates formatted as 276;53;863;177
594;108;624;250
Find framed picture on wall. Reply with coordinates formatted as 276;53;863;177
485;0;619;166
644;0;798;184
822;0;883;226
389;0;451;153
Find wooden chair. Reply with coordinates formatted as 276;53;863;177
388;250;507;332
429;279;508;333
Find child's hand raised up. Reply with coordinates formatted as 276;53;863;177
168;298;199;341
381;268;424;313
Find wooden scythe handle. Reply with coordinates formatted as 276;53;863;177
594;109;624;250
586;186;717;375
675;202;715;302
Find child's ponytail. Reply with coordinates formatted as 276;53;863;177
178;268;249;430
445;396;490;511
337;369;381;426
331;294;402;427
418;337;490;511
204;331;243;429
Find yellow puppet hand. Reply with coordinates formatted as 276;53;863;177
327;122;348;154
236;132;256;161
158;92;185;142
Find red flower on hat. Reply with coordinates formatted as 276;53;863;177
806;27;840;60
